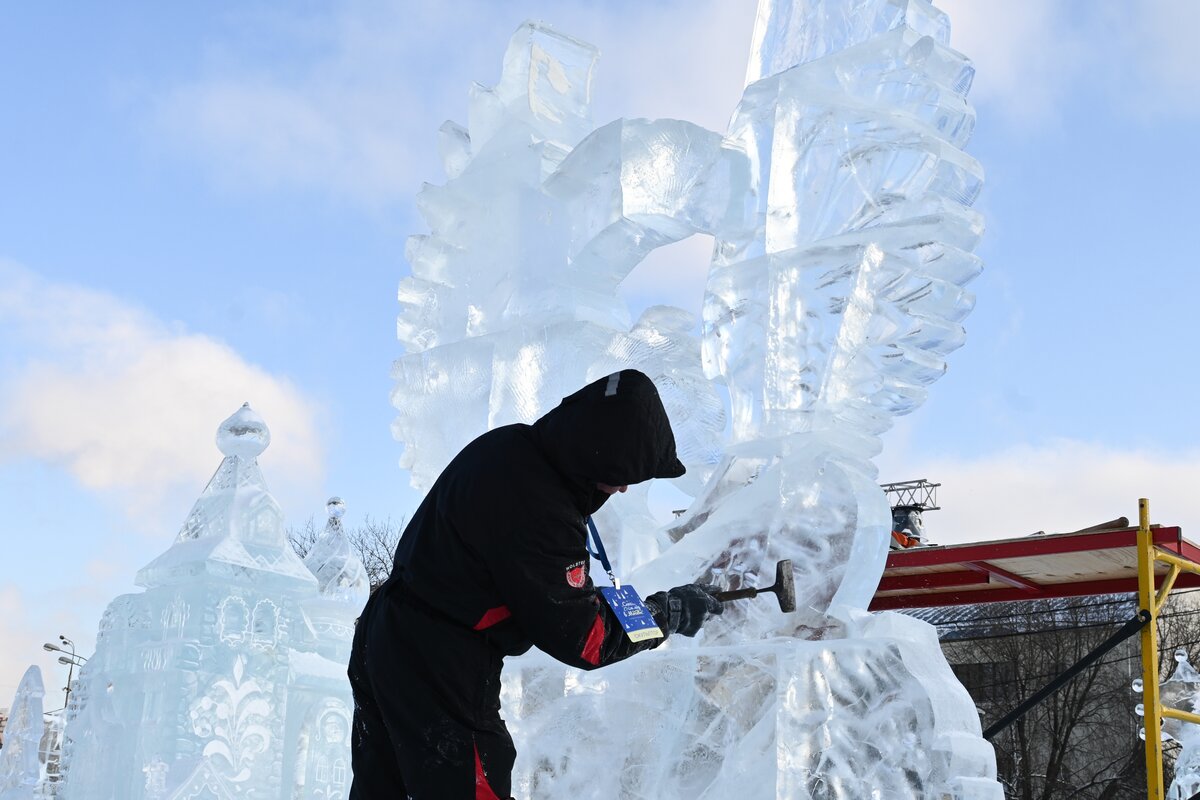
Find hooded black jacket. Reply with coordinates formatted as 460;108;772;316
385;369;685;669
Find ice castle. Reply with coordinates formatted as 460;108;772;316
56;404;369;800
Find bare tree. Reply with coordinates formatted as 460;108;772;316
288;515;406;591
926;591;1200;799
930;597;1145;799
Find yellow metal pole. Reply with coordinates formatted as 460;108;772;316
1163;706;1200;726
1153;548;1200;576
1140;497;1165;799
1155;563;1181;611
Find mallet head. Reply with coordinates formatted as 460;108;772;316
774;559;796;613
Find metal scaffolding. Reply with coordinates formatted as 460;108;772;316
1137;498;1200;799
880;478;941;511
872;498;1200;798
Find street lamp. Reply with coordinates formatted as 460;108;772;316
41;636;84;711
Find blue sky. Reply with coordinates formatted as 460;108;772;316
1;0;1197;699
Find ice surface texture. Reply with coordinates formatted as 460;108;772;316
1150;650;1200;799
57;406;365;799
507;612;996;798
675;5;982;626
0;666;45;800
390;1;998;796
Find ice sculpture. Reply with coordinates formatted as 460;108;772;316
1140;649;1200;799
56;405;365;800
390;1;998;797
0;666;45;800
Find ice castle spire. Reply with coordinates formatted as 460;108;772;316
303;497;369;605
0;666;45;800
136;402;316;589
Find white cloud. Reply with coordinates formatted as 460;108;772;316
0;261;324;532
152;1;506;204
894;439;1200;547
939;0;1200;124
151;0;1200;205
0;586;92;710
579;0;755;132
1118;0;1200;113
937;0;1093;125
0;586;38;700
151;0;753;206
157;57;424;205
0;567;129;715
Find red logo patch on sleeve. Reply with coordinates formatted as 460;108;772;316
566;560;588;589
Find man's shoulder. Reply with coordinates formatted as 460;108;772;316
454;426;580;521
446;423;559;491
457;423;538;464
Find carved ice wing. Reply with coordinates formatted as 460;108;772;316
708;6;984;448
391;26;739;501
640;1;987;627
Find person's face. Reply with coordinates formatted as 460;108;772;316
596;483;628;495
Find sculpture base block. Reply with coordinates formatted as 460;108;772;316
504;619;1001;799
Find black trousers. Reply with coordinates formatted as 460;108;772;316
348;584;516;799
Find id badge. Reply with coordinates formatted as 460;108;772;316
599;584;663;643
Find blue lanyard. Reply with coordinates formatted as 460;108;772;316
585;516;620;589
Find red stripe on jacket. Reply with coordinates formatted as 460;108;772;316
473;605;512;630
474;742;501;800
580;612;605;666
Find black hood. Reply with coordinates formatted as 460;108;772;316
532;370;685;514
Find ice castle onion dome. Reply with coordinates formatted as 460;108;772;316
327;496;346;520
216;402;271;459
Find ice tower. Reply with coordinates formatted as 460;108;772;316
57;405;366;800
390;1;999;797
0;666;45;800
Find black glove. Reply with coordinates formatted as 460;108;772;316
645;584;724;637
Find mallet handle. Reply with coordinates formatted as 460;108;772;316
714;587;759;602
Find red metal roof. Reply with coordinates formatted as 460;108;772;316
871;525;1198;610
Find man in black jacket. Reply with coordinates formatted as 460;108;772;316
348;369;723;799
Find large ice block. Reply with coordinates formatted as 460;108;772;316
469;22;598;154
504;613;1000;799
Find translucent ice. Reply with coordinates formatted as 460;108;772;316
57;406;365;800
746;0;952;84
303;497;370;607
0;666;45;800
390;23;728;511
391;2;997;796
1157;651;1200;799
503;610;997;798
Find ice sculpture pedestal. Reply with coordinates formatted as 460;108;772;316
505;619;1001;800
